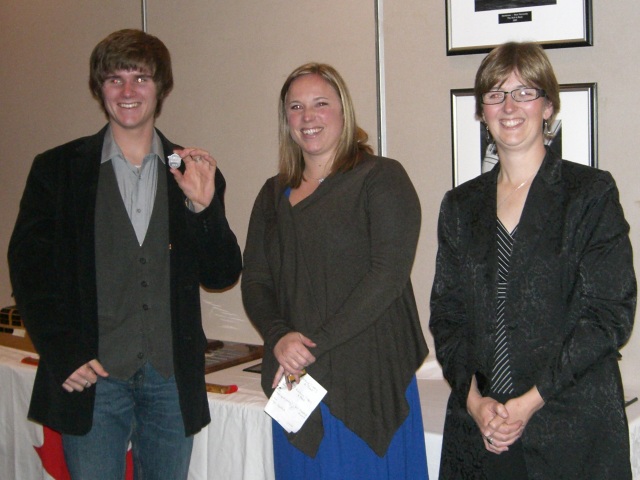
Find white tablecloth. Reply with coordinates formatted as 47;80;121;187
416;359;450;479
0;345;273;480
1;346;639;479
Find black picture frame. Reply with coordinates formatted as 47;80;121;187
446;0;593;56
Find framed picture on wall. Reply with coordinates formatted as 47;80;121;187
450;83;597;187
446;0;593;55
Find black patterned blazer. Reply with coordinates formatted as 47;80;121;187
430;149;636;479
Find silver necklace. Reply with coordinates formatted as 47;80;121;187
305;160;332;184
304;175;325;183
497;174;535;209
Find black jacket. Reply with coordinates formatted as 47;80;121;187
8;126;242;436
430;150;636;479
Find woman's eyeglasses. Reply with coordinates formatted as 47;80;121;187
481;88;546;105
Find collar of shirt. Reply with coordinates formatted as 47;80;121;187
100;125;165;246
100;125;166;166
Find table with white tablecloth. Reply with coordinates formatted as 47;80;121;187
1;345;639;479
0;344;275;480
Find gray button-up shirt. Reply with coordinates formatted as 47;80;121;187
101;127;165;245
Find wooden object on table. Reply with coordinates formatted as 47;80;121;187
0;306;36;353
205;383;239;394
204;339;263;374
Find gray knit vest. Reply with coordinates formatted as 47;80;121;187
95;160;174;379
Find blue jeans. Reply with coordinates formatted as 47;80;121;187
62;363;193;480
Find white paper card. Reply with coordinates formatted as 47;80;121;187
264;373;327;433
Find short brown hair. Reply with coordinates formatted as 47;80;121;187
278;63;373;187
474;42;560;126
89;29;173;118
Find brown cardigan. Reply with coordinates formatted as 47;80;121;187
242;153;428;457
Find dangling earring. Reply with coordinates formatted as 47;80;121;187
485;123;492;143
543;120;552;136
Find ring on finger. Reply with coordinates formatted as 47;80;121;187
85;381;91;388
486;435;494;446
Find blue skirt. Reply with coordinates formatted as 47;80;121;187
272;377;428;480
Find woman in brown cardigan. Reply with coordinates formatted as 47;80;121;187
242;63;429;479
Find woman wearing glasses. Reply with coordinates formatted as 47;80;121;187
430;42;635;479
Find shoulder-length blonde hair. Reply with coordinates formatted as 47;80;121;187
278;63;373;187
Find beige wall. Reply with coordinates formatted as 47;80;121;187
1;1;639;390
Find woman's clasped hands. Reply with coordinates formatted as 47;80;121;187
467;379;544;454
